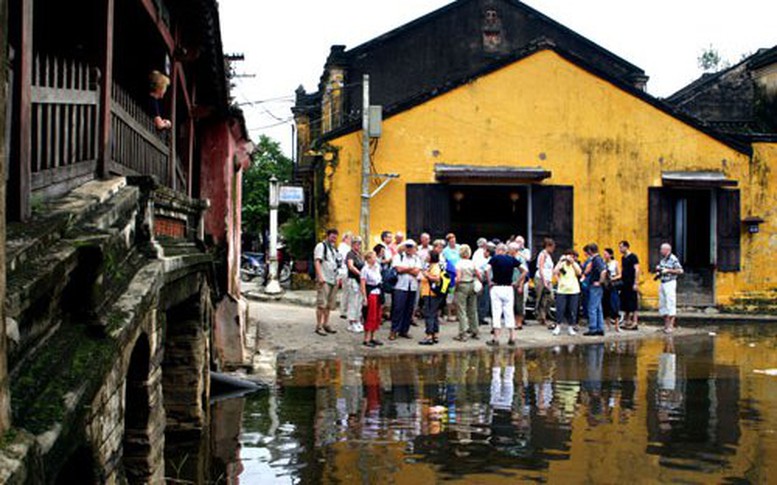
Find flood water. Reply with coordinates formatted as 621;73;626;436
186;326;777;484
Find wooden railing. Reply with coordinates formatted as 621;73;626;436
30;56;99;197
27;54;186;198
110;81;171;185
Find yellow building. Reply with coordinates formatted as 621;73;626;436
294;0;777;308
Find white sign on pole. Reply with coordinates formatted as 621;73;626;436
279;186;305;205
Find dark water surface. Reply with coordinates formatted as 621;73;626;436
182;326;777;484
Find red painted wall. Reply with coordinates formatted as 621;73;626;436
199;118;251;298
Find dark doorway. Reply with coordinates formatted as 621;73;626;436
448;185;528;246
649;188;715;306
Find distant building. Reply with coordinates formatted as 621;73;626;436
294;0;777;308
667;46;777;136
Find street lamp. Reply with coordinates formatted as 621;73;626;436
265;175;283;295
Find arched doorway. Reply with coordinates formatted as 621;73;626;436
122;334;152;483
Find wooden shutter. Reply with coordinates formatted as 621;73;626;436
531;185;573;257
716;188;741;272
405;184;450;241
648;188;673;269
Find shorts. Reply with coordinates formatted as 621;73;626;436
316;281;338;311
659;280;677;317
513;286;525;316
620;285;638;312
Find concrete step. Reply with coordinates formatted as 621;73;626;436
6;177;129;275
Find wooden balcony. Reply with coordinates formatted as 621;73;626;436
26;54;186;202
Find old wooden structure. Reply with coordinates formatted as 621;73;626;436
0;0;254;482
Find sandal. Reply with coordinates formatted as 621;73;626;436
453;334;468;342
388;333;397;341
315;328;328;337
324;326;337;334
418;339;434;346
371;340;384;346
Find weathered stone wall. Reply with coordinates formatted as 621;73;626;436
0;178;217;483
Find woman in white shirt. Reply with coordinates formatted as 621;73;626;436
454;244;480;342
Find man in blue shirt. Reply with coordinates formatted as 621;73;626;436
583;243;607;336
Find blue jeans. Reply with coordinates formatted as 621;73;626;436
587;285;605;332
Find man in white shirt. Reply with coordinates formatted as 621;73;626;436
313;229;342;335
390;240;422;340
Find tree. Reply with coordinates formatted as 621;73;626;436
698;45;730;73
241;135;294;240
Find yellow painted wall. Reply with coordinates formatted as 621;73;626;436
324;49;775;305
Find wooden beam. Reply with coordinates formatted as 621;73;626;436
168;60;178;190
9;0;33;220
139;0;175;53
97;0;114;179
188;83;197;197
176;63;192;112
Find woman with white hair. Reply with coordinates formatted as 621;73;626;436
337;232;353;319
454;244;480;341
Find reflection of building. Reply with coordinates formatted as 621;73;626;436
294;0;777;308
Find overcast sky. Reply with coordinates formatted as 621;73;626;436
219;0;777;155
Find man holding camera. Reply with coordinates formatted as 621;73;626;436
656;243;684;333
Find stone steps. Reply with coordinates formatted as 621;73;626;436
5;178;141;373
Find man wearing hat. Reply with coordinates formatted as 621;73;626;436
390;239;423;340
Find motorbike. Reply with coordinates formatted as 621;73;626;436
240;252;265;282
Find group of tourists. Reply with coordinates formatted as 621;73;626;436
313;228;684;348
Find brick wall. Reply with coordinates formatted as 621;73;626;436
155;216;187;239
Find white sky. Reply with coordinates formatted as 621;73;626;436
219;0;777;155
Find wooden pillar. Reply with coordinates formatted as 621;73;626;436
8;0;32;221
97;0;114;179
168;61;178;190
0;0;13;434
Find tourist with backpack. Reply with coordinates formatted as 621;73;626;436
360;251;384;348
389;240;423;340
313;228;342;336
418;252;445;345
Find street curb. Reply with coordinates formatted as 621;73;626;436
244;290;777;325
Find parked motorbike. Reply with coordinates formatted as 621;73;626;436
240;252;265;282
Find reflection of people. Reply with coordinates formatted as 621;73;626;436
656;337;683;431
581;343;604;420
490;363;515;411
148;70;172;130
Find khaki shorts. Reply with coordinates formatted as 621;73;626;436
316;282;338;311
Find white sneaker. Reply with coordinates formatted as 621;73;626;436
355;323;364;333
347;323;356;333
552;326;561;336
568;327;577;336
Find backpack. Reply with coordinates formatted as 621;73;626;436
382;267;398;292
433;262;451;296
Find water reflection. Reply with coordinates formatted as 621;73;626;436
180;327;777;483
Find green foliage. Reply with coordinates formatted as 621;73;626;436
281;215;316;260
242;135;294;237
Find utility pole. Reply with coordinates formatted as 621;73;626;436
264;176;282;295
359;74;371;245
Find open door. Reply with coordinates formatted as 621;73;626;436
531;185;573;256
